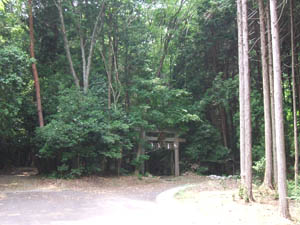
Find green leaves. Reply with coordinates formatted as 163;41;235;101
0;0;8;11
130;77;198;130
185;122;230;164
0;45;30;138
36;87;133;175
0;0;272;176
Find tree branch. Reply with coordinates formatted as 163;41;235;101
53;0;80;88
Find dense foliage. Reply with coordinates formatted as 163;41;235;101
0;0;299;182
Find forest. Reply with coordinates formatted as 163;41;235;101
0;0;300;216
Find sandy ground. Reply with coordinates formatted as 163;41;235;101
0;168;299;225
175;177;300;225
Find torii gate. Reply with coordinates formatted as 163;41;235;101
145;130;185;176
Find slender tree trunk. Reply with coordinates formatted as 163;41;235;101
61;0;105;93
135;129;145;175
242;0;254;202
107;50;112;109
237;0;245;186
100;37;113;109
116;150;122;177
266;2;277;186
156;0;185;78
220;106;228;148
156;36;171;78
29;0;44;128
79;34;87;90
258;0;273;189
83;1;105;93
54;0;80;88
290;0;298;187
124;36;131;112
269;0;290;218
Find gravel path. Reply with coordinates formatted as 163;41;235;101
0;170;205;225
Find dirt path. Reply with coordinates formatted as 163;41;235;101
0;168;207;225
1;189;185;225
0;168;299;225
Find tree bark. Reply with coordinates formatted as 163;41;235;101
100;37;113;109
237;0;245;186
55;0;105;93
269;0;290;218
242;0;254;202
220;106;228;148
290;0;298;187
258;0;273;189
156;35;171;78
156;0;185;78
29;0;44;128
135;129;145;175
54;0;80;88
174;135;180;176
266;3;278;187
83;1;105;93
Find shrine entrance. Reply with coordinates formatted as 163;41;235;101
144;130;185;176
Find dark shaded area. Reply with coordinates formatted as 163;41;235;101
148;149;174;176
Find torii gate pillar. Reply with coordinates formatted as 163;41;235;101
174;135;180;176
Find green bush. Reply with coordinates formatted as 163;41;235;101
196;166;209;175
184;122;230;171
131;154;149;168
252;157;265;182
36;87;132;176
288;179;300;201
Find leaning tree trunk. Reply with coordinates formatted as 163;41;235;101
29;0;44;128
269;0;290;218
258;0;273;189
290;0;298;187
242;0;254;202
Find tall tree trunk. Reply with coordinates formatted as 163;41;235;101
83;1;105;93
124;35;131;112
55;0;105;93
29;0;44;128
54;0;80;88
237;0;245;186
156;35;171;78
156;0;185;78
258;0;273;189
290;0;298;187
269;0;290;218
242;0;253;202
266;3;277;187
100;37;113;109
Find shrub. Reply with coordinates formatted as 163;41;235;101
252;157;265;182
36;87;132;176
288;179;300;201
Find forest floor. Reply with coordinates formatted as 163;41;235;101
0;167;299;225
